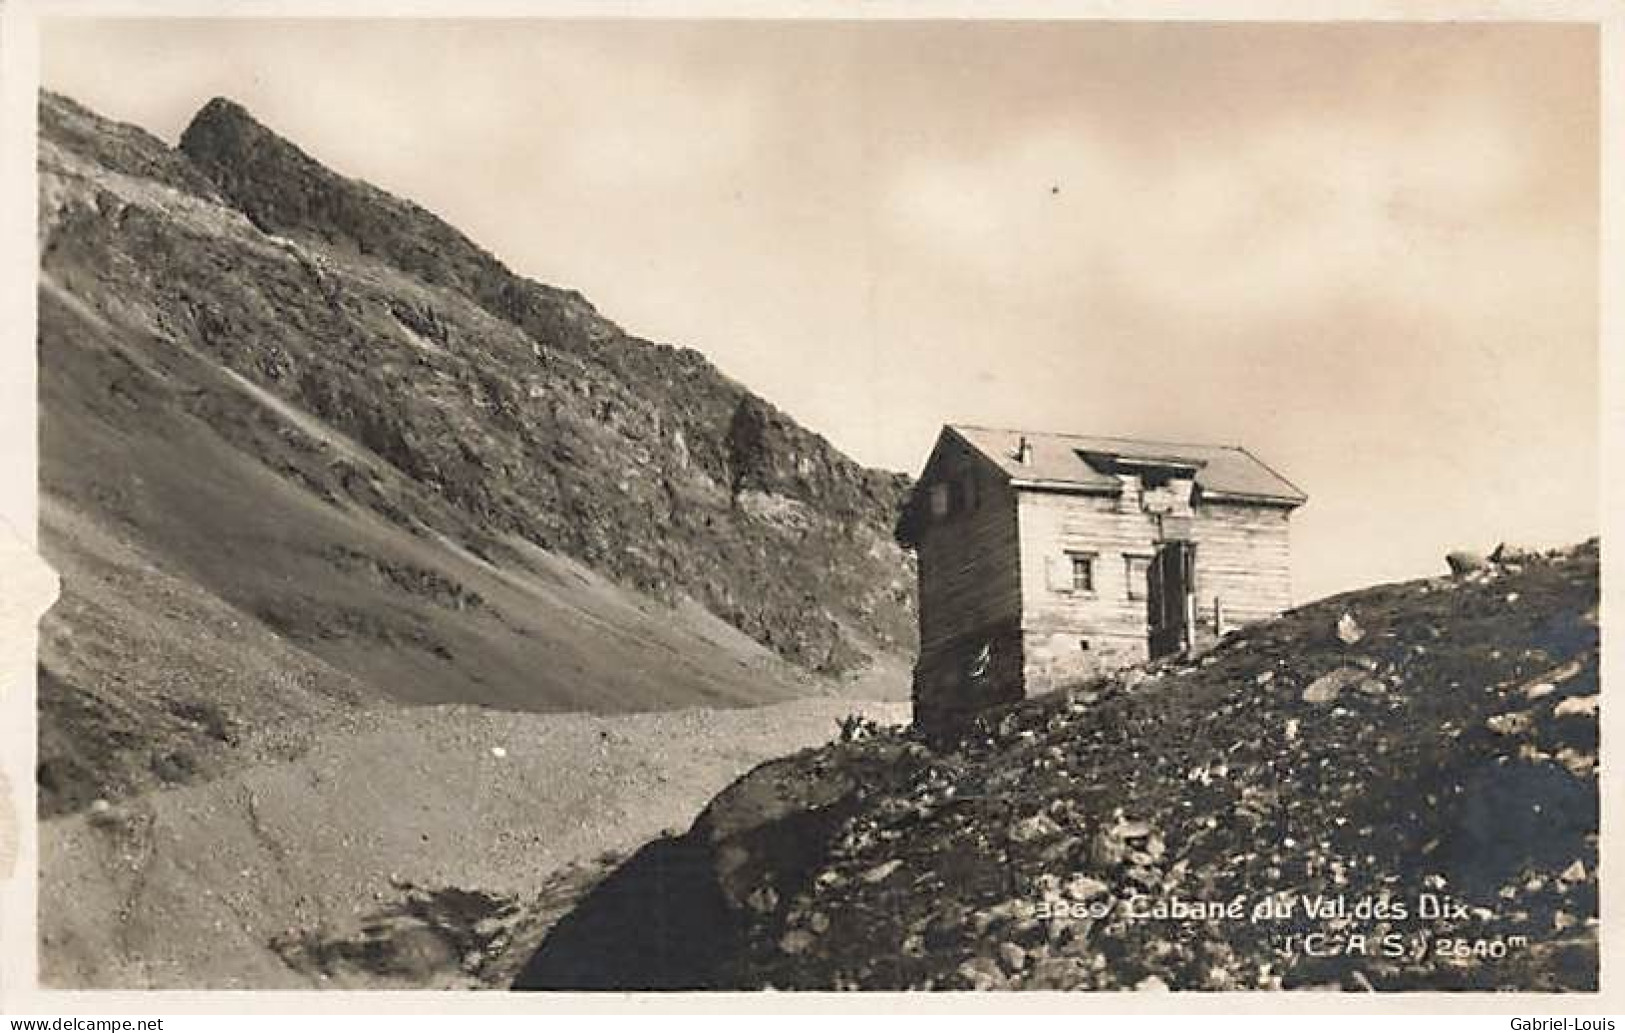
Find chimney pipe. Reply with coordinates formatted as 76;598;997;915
1017;436;1033;465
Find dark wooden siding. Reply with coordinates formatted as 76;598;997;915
915;435;1022;650
911;433;1024;729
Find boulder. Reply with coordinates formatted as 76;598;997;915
1446;550;1489;577
1335;613;1365;646
1302;666;1366;705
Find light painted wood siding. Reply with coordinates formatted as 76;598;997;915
1016;490;1156;690
1190;502;1293;628
1016;490;1155;638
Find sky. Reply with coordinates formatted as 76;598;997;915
41;18;1599;604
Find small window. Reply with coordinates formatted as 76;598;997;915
960;475;978;513
1070;553;1095;593
929;482;950;520
1124;554;1151;601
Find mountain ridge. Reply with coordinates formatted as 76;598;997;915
37;88;916;816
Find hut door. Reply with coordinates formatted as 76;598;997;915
1147;541;1194;659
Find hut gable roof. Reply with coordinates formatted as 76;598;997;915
947;424;1308;506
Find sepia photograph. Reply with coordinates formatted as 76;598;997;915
6;6;1607;1002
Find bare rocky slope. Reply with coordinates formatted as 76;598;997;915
41;697;909;989
519;542;1600;991
37;90;916;817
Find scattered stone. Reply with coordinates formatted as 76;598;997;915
1523;682;1556;701
1125;866;1160;888
859;860;902;884
1009;813;1063;844
958;956;1004;990
997;941;1028;973
1560;860;1587;883
1303;667;1365;705
1336;613;1364;646
1485;712;1531;736
1135;973;1171;992
1545;660;1586;685
1065;875;1110;901
779;929;816;955
1109;818;1153;840
1554;695;1598;718
1027;956;1090;989
1555;748;1596;778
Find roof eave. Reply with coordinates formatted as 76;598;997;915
1007;478;1122;496
1200;489;1307;508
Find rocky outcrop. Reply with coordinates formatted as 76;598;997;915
37;89;918;818
526;541;1600;991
